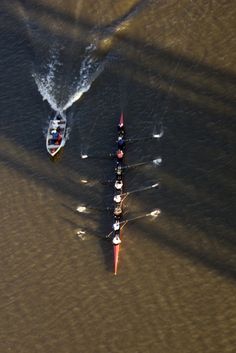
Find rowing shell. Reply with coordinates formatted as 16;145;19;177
113;112;125;275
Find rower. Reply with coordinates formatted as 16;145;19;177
115;163;123;176
113;220;120;231
117;122;125;136
117;136;125;150
115;179;123;191
113;194;122;203
114;205;122;219
116;149;124;162
113;233;121;245
116;173;122;181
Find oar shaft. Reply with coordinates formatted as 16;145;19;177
122;183;159;197
81;153;115;160
123;161;151;169
125;136;155;143
78;205;112;212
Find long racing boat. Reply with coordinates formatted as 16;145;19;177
112;112;125;275
78;112;162;275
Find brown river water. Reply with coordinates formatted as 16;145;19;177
0;1;235;352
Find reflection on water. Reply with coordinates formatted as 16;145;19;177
0;0;235;352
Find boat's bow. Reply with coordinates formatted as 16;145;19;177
114;243;120;275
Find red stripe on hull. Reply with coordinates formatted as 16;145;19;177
119;112;124;126
114;244;120;275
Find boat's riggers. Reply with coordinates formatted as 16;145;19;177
122;158;162;170
77;112;161;275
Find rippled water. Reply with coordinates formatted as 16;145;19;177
0;1;235;352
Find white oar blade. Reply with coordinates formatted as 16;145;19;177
152;183;159;188
77;206;88;213
153;157;162;165
77;230;86;240
153;130;164;139
81;154;88;159
150;209;161;217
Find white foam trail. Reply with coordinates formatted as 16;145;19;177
62;45;105;112
153;157;162;166
33;40;105;113
33;47;61;111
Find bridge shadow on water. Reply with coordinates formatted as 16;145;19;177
0;0;235;281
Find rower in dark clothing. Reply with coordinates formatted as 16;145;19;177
117;122;125;136
116;173;122;181
114;204;122;219
117;136;125;150
115;162;123;175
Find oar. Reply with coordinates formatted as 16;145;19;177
124;135;160;143
119;183;159;200
123;157;162;170
120;209;161;224
105;209;161;238
76;205;112;213
81;152;115;160
123;128;164;143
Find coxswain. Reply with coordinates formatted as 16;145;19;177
115;179;123;191
113;233;121;245
117;136;125;150
116;149;124;162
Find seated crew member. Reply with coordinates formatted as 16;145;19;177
113;232;121;245
116;173;122;182
113;220;120;231
115;163;123;176
116;149;124;162
114;205;122;218
115;179;123;191
113;194;122;204
117;136;125;150
117;122;125;136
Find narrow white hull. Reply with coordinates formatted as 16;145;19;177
46;114;67;157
